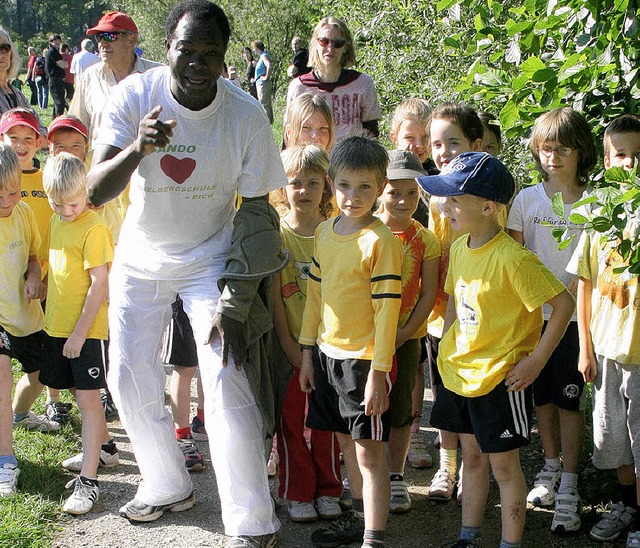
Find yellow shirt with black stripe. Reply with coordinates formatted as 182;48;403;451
299;217;403;372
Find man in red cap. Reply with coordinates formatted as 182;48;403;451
69;11;160;143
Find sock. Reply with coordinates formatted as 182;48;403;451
13;412;28;423
352;497;365;520
499;540;520;548
101;439;116;454
389;473;403;482
460;525;481;541
558;471;578;493
545;456;562;471
362;529;384;547
0;454;18;467
440;448;458;476
196;408;205;423
176;427;191;440
79;475;98;486
621;483;638;510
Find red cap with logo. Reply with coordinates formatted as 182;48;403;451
48;117;89;141
87;11;138;35
0;110;41;137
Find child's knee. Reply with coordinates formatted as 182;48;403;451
355;439;386;470
490;452;523;484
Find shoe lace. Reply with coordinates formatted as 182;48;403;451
0;466;17;482
327;511;359;534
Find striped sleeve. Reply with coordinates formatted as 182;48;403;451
370;234;403;371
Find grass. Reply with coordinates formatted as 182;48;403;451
2;360;81;548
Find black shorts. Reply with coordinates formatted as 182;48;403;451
39;336;108;390
306;348;392;442
161;296;199;367
425;333;442;387
0;326;45;374
389;338;421;428
430;380;533;453
533;322;585;411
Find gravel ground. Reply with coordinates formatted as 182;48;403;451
52;367;620;548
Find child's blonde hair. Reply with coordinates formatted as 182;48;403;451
43;153;87;203
530;107;597;185
390;98;431;136
273;144;333;219
285;93;335;151
0;143;21;190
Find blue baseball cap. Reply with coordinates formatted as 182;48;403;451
416;152;515;205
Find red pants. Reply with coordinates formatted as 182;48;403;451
277;368;342;501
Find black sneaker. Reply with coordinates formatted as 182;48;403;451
45;402;72;425
101;390;119;421
450;540;480;547
311;510;364;547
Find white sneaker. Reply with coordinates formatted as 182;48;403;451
527;465;562;507
590;501;636;541
390;477;412;513
551;489;581;533
315;495;342;519
13;411;61;432
0;462;20;497
62;448;120;472
287;500;318;522
62;477;99;515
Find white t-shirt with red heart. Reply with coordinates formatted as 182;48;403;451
96;67;286;280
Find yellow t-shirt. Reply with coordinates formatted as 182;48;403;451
427;198;508;337
0;202;44;336
392;219;441;338
279;220;314;340
299;217;403;372
568;229;640;365
20;169;50;240
40;209;114;340
439;230;565;397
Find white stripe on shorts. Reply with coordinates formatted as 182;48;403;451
508;390;528;437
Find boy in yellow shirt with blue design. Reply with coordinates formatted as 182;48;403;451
38;153;115;515
418;152;575;548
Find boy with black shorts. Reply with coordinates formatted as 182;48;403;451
0;144;50;496
38;153;115;514
418;152;574;547
299;136;403;548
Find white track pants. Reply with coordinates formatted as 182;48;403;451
108;263;280;535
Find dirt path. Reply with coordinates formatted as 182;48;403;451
52;369;618;547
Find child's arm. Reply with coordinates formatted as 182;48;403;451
273;272;302;369
576;277;597;382
442;294;456;335
24;255;46;303
505;288;575;391
63;264;108;359
396;257;439;348
299;347;315;393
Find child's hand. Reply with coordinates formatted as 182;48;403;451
364;369;389;416
24;278;46;302
299;351;315;393
504;354;545;392
578;351;597;383
63;333;86;359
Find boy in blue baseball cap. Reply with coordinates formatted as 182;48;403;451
417;152;575;547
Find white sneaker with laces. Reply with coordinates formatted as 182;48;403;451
13;411;61;432
315;495;342;519
0;462;20;497
428;469;455;501
62;477;99;515
551;489;581;533
287;500;318;522
527;465;562;507
62;448;120;472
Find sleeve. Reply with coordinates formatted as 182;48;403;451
512;250;565;312
82;223;114;270
68;74;92;131
359;73;382;123
566;231;593;279
506;190;525;232
298;227;323;346
420;227;441;262
285;78;305;126
370;235;403;371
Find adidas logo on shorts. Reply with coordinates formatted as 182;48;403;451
499;429;513;439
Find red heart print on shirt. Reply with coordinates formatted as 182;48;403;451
160;155;196;184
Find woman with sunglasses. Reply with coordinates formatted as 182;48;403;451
285;16;381;142
0;29;47;137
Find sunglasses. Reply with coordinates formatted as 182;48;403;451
0;44;12;54
97;32;128;43
316;37;346;49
